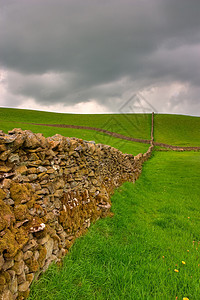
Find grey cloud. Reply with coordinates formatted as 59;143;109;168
0;0;200;114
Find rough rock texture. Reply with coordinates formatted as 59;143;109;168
0;129;153;299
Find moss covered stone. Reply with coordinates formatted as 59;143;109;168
38;246;47;267
26;257;39;273
0;275;6;285
15;227;29;250
0;189;6;200
0;229;19;258
0;200;15;231
14;205;29;221
10;183;34;205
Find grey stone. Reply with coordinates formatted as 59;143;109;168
8;154;20;163
37;166;47;173
44;238;54;259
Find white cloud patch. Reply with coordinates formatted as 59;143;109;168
17;99;108;114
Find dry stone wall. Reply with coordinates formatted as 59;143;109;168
0;128;153;300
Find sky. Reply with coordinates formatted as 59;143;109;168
0;0;200;116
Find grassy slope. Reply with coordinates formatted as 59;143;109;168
28;151;200;300
0;107;151;140
154;114;200;146
0;107;152;155
1;108;200;147
0;120;149;156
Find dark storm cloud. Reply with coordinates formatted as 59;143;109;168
0;0;200;113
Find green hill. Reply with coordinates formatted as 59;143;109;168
0;108;200;149
0;107;151;140
154;114;200;147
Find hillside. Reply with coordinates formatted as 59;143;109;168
0;108;200;149
154;114;200;147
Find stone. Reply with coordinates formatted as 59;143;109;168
53;189;63;198
0;150;11;161
37;166;47;173
38;234;50;245
0;189;6;200
36;188;49;195
23;251;33;260
92;179;98;185
26;257;39;272
44;238;54;259
70;167;77;173
88;170;95;177
18;281;30;292
14;205;28;221
70;182;77;188
24;131;40;149
8;154;20;164
26;273;34;284
8;128;23;134
7;270;15;280
22;239;37;252
0;144;7;152
12;260;24;275
13;133;26;149
1;179;12;189
42;256;54;272
29;153;39;161
10;277;18;294
0;166;12;172
46;167;55;174
0;289;14;300
27;174;38;181
0;255;5;269
0;274;6;285
27;167;37;174
14;251;23;262
24;265;29;274
10;183;32;205
17;271;26;285
33;251;39;260
30;183;41;191
15;165;27;175
2;259;14;271
27;160;42;167
54;199;61;209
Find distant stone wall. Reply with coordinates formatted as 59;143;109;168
0;129;153;300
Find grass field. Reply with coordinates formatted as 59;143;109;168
154;114;200;146
0;119;149;156
0;107;152;155
1;108;200;147
0;107;151;140
28;151;200;300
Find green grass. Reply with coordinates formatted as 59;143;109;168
28;151;200;300
1;108;200;147
0;107;151;139
0;120;149;156
154;114;200;146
